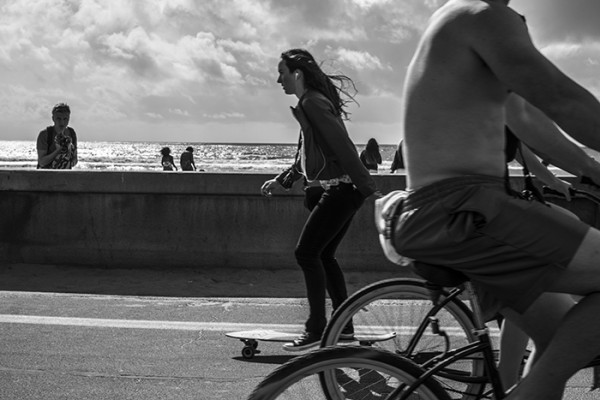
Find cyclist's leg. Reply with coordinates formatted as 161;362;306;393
497;318;529;389
504;228;600;400
499;292;575;388
498;202;581;390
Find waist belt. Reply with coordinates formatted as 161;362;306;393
403;175;506;211
319;175;353;189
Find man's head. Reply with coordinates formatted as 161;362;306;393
51;103;71;132
186;146;194;152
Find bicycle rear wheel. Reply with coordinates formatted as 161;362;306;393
248;345;451;400
321;278;485;399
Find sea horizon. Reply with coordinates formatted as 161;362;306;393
0;139;401;173
1;139;597;175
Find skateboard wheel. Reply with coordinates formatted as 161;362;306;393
242;346;255;359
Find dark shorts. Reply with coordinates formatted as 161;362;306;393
395;175;590;319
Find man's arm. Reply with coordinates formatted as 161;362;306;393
506;94;600;185
472;4;600;151
71;148;78;167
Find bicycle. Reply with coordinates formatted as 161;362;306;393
247;275;494;400
248;186;600;400
248;276;600;399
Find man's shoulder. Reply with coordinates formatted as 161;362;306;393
36;126;52;141
434;0;521;31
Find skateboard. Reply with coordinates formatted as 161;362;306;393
225;329;397;359
225;329;300;359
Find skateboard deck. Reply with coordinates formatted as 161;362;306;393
348;331;397;346
225;329;300;359
226;329;397;359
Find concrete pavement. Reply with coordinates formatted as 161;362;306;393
0;264;598;399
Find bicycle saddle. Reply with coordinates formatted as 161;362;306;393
412;261;468;288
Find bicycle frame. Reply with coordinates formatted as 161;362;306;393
400;285;467;360
391;282;506;400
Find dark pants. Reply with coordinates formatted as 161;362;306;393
295;183;365;334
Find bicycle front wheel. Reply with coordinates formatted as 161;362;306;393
322;278;485;399
248;345;451;400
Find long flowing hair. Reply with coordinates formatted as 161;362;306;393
365;138;380;153
281;48;357;120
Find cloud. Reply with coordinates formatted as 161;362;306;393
203;112;245;120
2;0;596;146
540;40;600;96
332;48;391;71
512;0;600;43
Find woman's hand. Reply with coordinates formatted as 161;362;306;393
261;179;280;197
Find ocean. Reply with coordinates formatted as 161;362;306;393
0;140;400;173
2;139;598;174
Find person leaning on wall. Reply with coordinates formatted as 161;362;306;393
359;137;382;172
36;103;78;169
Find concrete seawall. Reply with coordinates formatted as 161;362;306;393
0;170;598;272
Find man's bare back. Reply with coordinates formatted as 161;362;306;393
402;0;600;190
403;0;518;189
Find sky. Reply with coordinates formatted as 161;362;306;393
1;0;600;145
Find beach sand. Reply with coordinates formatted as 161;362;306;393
0;263;403;298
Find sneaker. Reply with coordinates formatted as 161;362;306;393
282;331;321;351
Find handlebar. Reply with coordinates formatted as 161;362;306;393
543;185;600;204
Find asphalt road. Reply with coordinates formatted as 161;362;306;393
0;291;597;400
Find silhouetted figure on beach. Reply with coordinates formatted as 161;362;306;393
160;147;177;171
180;146;197;171
359;138;382;172
390;140;405;173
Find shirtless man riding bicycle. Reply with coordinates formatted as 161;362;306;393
396;1;600;399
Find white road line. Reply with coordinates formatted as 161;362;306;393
0;314;302;332
0;314;498;337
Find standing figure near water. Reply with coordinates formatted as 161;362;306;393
36;103;78;169
160;147;177;171
180;146;197;171
359;138;382;172
390;139;405;173
260;48;378;351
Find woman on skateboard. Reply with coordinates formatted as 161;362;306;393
261;49;378;350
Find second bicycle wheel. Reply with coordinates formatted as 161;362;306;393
321;278;486;399
248;345;451;400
